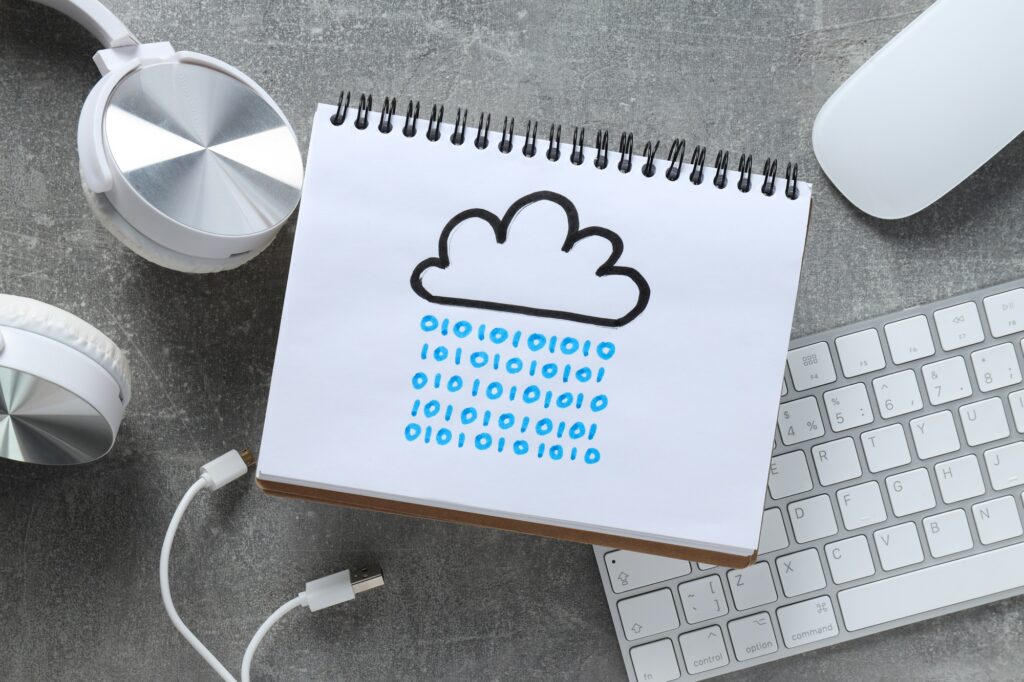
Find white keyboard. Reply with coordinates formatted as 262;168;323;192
596;278;1024;681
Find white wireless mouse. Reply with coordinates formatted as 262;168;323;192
812;0;1024;220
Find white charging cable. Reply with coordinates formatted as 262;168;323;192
160;449;384;682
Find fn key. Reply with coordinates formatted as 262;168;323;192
629;639;680;682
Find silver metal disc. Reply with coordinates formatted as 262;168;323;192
104;62;303;237
0;366;114;465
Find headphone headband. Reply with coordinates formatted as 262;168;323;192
32;0;138;48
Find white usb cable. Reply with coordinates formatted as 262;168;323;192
160;449;384;682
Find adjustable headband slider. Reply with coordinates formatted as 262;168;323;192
93;41;174;76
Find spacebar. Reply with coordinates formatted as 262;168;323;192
838;542;1024;631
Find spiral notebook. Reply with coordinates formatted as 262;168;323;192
256;95;812;566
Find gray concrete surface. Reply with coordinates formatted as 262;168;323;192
2;0;1023;679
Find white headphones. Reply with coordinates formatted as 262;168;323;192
0;294;130;465
2;0;307;464
34;0;304;273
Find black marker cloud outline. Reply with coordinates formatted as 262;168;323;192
410;190;650;327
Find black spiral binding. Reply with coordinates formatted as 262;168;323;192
331;91;798;199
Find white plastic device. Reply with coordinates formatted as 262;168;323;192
0;294;130;465
31;0;304;272
812;0;1024;220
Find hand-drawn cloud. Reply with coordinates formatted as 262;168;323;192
410;191;650;327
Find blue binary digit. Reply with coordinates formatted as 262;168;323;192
596;341;616;361
412;372;428;389
590;394;608;412
470;351;488;368
527;333;546;351
486;381;504;399
453;320;472;338
404;423;422;441
420;315;439;332
536;418;553;436
550;445;564;460
436;428;452;445
559;337;579;355
433;345;448;361
584;447;601;464
475;433;492;450
489;327;509;344
461;407;478;425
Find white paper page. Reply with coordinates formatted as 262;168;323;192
258;104;811;555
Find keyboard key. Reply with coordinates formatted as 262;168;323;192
777;596;839;649
825;535;875;584
788;495;838;543
874;522;924;571
985;442;1024;490
873;370;923;418
605;550;692;594
629;639;681;682
776;548;826;597
934;302;984;351
924;509;974;558
861;424;911;472
767;451;812;500
837;481;887;530
921;356;972;405
935;454;985;504
618;589;679;641
972;497;1023;544
973;343;1023;393
1008;390;1024;432
727;613;778;662
811;437;862;486
727;562;777;611
885;468;936;517
777;397;824;446
823;383;873;432
884;315;935;364
757;508;789;555
835;329;886;378
679;575;727;625
839;543;1024;631
959;397;1010;446
678;626;728;675
909;411;960;460
787;343;836;391
983;288;1024;337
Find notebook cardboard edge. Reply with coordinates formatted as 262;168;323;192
256;477;757;568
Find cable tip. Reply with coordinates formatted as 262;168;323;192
351;563;385;594
238;448;256;468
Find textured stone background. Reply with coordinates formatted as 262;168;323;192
2;0;1024;679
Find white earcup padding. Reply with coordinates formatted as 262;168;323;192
81;173;271;274
0;293;131;405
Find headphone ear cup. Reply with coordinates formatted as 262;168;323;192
79;170;272;274
0;294;131;405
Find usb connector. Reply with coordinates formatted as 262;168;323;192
304;564;385;612
351;563;385;595
199;448;255;490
